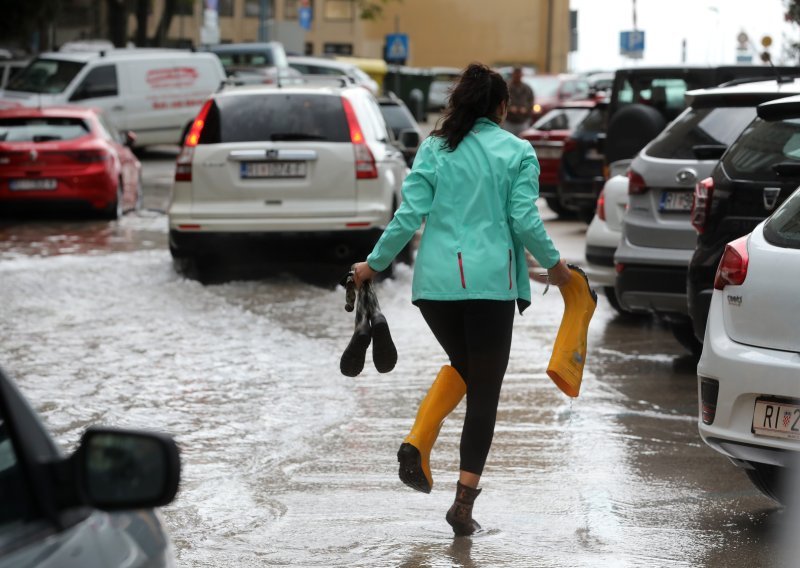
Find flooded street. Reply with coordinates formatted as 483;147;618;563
0;153;792;567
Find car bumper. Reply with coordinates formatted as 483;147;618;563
698;290;800;468
558;177;605;211
0;171;116;211
614;263;689;315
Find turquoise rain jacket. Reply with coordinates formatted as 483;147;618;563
366;117;560;313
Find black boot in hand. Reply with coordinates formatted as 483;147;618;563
362;283;397;373
340;285;372;377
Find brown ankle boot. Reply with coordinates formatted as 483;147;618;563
445;481;482;536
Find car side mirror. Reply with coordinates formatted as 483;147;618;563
75;427;180;511
398;128;420;149
692;144;726;161
123;130;136;148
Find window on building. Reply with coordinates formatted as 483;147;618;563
244;0;262;17
324;0;354;21
218;0;234;17
323;43;352;56
176;0;195;16
304;42;313;55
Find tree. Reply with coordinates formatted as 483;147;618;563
357;0;402;21
785;0;800;62
0;0;60;51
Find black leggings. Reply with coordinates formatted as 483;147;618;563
416;299;515;476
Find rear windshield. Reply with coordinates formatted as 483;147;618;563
379;103;414;133
722;118;800;181
646;106;756;160
763;188;800;249
200;93;350;143
523;77;560;98
213;47;288;69
0;117;90;142
532;107;590;131
5;59;85;94
616;77;688;122
574;106;607;134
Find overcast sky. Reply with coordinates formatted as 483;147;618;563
569;0;798;71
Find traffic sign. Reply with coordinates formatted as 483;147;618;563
298;6;312;30
384;33;409;64
620;30;645;59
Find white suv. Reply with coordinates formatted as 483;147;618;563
167;83;408;270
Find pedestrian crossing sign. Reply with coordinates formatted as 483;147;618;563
384;33;409;64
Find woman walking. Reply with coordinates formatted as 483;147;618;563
351;63;571;536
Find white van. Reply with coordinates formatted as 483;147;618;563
0;49;226;147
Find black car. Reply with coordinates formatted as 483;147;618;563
687;93;800;341
376;93;422;167
557;100;607;222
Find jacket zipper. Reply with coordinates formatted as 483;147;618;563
508;248;513;290
457;251;466;289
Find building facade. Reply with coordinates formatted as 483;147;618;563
127;0;571;72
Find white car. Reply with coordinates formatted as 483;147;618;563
428;66;460;110
168;83;408;271
697;187;800;505
583;159;630;312
288;56;379;95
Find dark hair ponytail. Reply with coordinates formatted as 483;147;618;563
431;63;509;151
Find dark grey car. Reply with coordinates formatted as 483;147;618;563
614;78;800;354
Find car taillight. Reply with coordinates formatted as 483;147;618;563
342;97;377;179
691;177;714;234
713;235;749;290
176;99;212;182
562;137;578;153
596;189;606;221
627;169;647;195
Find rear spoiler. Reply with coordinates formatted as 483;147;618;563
757;95;800;121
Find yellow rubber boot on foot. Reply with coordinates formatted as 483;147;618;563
398;365;466;493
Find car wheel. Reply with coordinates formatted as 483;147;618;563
604;104;667;164
102;180;124;220
545;197;576;218
578;206;596;224
669;318;703;358
604;287;628;314
744;463;788;505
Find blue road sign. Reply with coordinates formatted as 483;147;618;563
385;33;409;63
299;6;312;30
620;30;645;58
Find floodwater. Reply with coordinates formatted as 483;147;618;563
0;202;793;567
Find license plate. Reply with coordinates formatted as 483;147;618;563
659;191;693;212
752;399;800;441
9;178;57;191
534;146;562;160
240;161;307;179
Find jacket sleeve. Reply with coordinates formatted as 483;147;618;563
366;138;437;271
508;145;561;269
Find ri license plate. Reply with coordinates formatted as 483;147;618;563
752;399;800;441
240;161;307;179
9;178;57;191
659;191;693;212
534;146;562;160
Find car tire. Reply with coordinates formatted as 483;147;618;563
545;197;576;218
102;180;124;220
744;463;788;505
669;318;703;358
605;104;667;164
578;206;596;225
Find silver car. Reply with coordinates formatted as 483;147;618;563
614;78;800;354
0;366;180;567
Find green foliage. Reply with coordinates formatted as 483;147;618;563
357;0;402;21
0;0;60;41
785;0;800;62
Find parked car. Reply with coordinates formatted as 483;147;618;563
427;66;460;110
585;71;614;98
687;93;800;343
583;159;631;312
520;100;596;216
205;42;291;86
168;83;408;271
697;188;800;506
224;65;304;87
523;74;591;122
614;79;800;355
0;49;226;147
376;92;422;167
288;55;379;95
0;365;180;567
0;105;141;218
557;99;608;222
0;58;28;89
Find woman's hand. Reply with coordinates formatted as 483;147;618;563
352;261;377;288
530;259;572;287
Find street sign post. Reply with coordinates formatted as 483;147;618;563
384;33;409;64
620;30;645;59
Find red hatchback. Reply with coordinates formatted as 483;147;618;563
520;100;597;215
0;106;141;218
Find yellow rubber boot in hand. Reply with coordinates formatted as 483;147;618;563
397;365;466;493
547;265;597;398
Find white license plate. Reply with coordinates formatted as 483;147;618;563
659;191;693;212
752;399;800;441
534;146;562;160
9;178;57;191
240;161;307;179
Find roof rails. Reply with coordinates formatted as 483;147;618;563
718;75;797;88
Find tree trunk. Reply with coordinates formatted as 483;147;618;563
135;0;148;47
105;0;127;47
153;0;177;47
